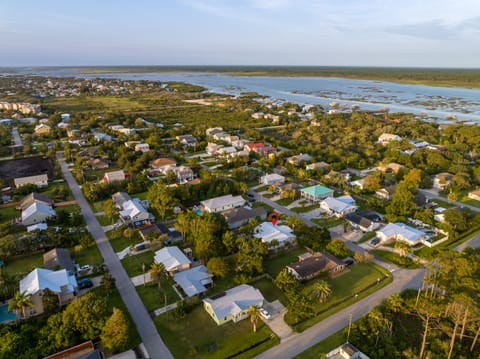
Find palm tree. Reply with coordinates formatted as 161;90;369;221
311;280;332;303
394;241;410;258
8;291;33;319
150;262;167;289
248;305;260;332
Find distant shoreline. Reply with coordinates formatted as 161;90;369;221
69;66;480;89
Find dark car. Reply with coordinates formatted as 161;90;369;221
370;238;380;246
344;258;355;266
77;278;94;290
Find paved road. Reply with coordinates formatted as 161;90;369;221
419;188;480;213
255;267;425;359
56;153;173;359
12;127;22;146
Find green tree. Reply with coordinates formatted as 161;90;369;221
148;182;175;219
0;234;17;258
394;241;411;258
287;293;314;323
275;268;299;295
326;239;351;258
42;288;59;315
248;305;260;332
101;307;129;353
310;280;332;303
101;272;116;296
0;328;21;359
386;183;416;220
444;208;468;233
103;199;118;224
207;257;229;278
149;262;167;289
8;291;33;319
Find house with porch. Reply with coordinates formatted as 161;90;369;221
173;265;213;298
200;194;246;213
320;195;358;217
376;222;427;246
254;221;296;248
300;185;334;202
103;170;126;183
287;252;346;281
221;206;267;229
260;173;285;185
154;246;191;274
119;198;154;227
14;174;49;188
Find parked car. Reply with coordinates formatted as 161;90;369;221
343;258;355;266
259;308;271;320
370;238;380;246
77;278;93;290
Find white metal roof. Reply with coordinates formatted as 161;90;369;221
19;268;77;295
154;246;191;272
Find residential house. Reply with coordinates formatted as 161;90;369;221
43;248;75;273
103;170;126;183
19;268;78;317
150;158;177;174
278;183;300;197
221;207;267;229
287;153;312;166
203;284;264;325
244;143;276;156
326;343;370;359
112;191;131;209
206;127;223;136
34;124;51;135
27;223;48;232
376;222;426;246
377;163;405;174
134;143;150;153
434;207;446;223
433;172;453;190
251;112;264;119
138;223;182;243
320;195;358;217
260;173;285;186
93;132;112;142
173;265;213;298
345;210;382;232
176;134;198;147
378;133;401;145
44;341;103;359
206;142;222;155
119;198;154;227
117;127;136;136
300;185;334;202
14;174;49;188
88;158;109;170
287;252;346;281
375;185;397;200
18;192;53;211
468;189;480;201
254;222;296;248
216;146;237;157
350;178;366;190
154;246;191;274
306;161;331;172
175;165;195;183
200;194;246;213
213;132;230;142
21;201;56;226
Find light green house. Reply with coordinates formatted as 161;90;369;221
203;284;264;325
300;185;334;202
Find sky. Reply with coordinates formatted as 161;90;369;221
0;0;479;67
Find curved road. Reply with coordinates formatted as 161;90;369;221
57;153;173;359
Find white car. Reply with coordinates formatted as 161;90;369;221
259;308;271;320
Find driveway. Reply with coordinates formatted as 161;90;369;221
57;152;173;359
262;300;294;341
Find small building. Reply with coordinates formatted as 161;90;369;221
320;195;358;217
134;143;150;153
176;134;198;147
468;189;480;201
433;172;453;190
150;158;177;173
287;153;312;166
300;185;334;202
19;268;78;317
200;194;246;213
14;174;49;188
260;173;285;186
88;158;109;170
174;165;195;183
138;223;182;243
27;223;48;232
306;161;330;172
377;163;405;174
119;198;154;227
345;210;381;232
326;342;370;359
221;206;267;229
112;191;131;209
375;185;397;200
206;142;222;155
173;265;213;298
43;248;75;273
44;341;102;359
376;222;426;246
21;201;56;226
378;133;401;145
154;246;191;274
287;252;346;281
203;284;264;325
103;170;125;183
254;222;296;248
18;192;53;211
34;124;51;135
206;127;223;136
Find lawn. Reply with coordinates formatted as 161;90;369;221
460;195;480;208
431;198;455;208
252;201;274;213
264;247;305;278
154;304;279;359
311;217;346;228
71;244;103;266
294;328;346;359
285;262;392;331
96;215;112;226
92;199;107;213
275;197;295;206
358;231;377;243
135;281;180;311
291;204;318;213
108;233;142;253
251;277;287;305
2;252;44;277
371;250;420;269
121;251;155;277
0;205;19;223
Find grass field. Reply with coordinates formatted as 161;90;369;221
135;280;180;311
311;217;346;228
108;233;142;252
294;328;346;359
291;204;318;213
121;250;155;277
71;244;103;266
2;252;44;277
371;249;419;269
275;197;296;206
154;304;279;359
0;206;19;223
251;277;287;304
264;248;305;278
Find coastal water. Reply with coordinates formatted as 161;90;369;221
9;68;480;123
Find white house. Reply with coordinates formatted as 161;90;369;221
254;222;296;248
206;127;223;136
433;172;453;190
119;198;154;227
14;174;49;188
376;222;426;246
200;194;246;213
260;173;285;185
173;265;213;298
21;202;56;226
103;170;126;183
327;343;370;359
134;143;150;153
378;133;401;145
154;246;191;274
19;268;77;317
203;284;264;325
287;153;312;166
320;195;358;217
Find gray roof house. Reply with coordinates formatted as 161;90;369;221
119;198;154;227
173;265;213;298
21;201;56;226
221;206;267;229
154;246;191;274
14;174;49;188
43;248;75;273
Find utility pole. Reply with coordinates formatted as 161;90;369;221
347;313;353;343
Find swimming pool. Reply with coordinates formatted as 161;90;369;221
0;303;17;323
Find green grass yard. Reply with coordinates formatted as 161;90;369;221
275;197;296;206
371;250;419;269
264;248;305;278
251;277;287;305
0;206;19;223
291;204;318;213
311;217;346;228
154;304;279;359
108;233;142;253
135;281;180;311
2;252;44;277
71;244;103;266
121;250;155;277
294;328;346;359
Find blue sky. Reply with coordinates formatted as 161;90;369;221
1;0;479;67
